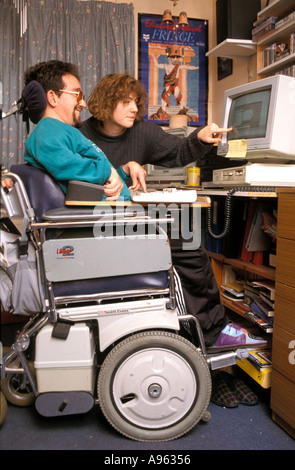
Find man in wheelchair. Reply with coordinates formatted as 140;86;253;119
0;60;267;441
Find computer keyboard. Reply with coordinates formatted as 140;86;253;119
131;188;198;203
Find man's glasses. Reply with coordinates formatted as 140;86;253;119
58;89;85;104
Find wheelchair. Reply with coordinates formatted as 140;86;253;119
0;164;248;441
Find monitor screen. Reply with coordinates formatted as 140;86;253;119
218;75;295;163
227;89;270;140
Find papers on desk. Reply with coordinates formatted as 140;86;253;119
131;188;198;203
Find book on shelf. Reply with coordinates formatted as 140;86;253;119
259;291;274;310
244;288;260;307
280;64;295;77
253;15;273;28
261;44;276;68
275;9;295;30
261;36;295;69
221;291;244;302
252;279;275;301
240;200;257;262
245;203;273;253
262;210;277;240
244;279;275;300
254;298;274;317
247;349;272;370
239;200;273;265
251;302;273;324
221;293;251;314
252;23;276;41
221;281;244;296
245;310;273;333
243;280;264;304
239;201;275;266
252;16;277;35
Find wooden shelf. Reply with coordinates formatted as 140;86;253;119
199;189;277;198
207;1;295;79
220;294;251;317
208;251;276;281
257;1;295;77
258;51;295;75
257;17;295;46
259;0;294;18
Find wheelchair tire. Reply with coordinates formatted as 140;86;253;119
1;360;35;407
0;391;8;426
97;330;211;442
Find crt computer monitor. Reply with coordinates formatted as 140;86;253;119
217;75;295;163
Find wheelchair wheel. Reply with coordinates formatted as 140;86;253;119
0;391;8;426
97;330;211;442
1;360;35;407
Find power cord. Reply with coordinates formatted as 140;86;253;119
207;186;276;239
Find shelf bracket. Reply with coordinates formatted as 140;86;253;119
229;55;253;78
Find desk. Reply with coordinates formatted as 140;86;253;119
197;187;295;438
65;197;211;251
65;196;211;208
197;188;277;199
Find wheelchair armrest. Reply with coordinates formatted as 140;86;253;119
42;207;101;221
65;180;105;204
41;207;174;227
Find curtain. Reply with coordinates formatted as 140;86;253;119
0;0;135;169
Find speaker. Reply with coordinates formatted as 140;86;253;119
216;0;261;44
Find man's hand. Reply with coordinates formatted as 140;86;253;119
1;178;13;189
198;123;232;144
104;167;124;201
122;161;147;192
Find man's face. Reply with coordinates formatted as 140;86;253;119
57;74;86;126
111;93;139;130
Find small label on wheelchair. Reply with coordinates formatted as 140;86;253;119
98;307;130;316
56;245;75;259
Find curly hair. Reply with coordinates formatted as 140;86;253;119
87;74;148;121
24;60;80;93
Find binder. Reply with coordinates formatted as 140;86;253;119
246;202;273;252
240;200;257;261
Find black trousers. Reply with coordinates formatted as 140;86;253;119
170;239;227;346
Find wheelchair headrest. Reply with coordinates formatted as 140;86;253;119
10;164;65;222
21;81;47;124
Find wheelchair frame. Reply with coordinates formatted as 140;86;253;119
1;167;248;441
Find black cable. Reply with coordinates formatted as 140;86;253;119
207;186;275;240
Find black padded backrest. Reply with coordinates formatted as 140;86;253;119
10;164;65;222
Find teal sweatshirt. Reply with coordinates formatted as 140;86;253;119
24;117;130;200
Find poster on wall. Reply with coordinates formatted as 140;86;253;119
138;13;208;127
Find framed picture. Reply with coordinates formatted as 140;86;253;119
138;13;208;127
218;57;233;81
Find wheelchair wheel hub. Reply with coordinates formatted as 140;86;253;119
112;347;197;429
148;383;162;398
